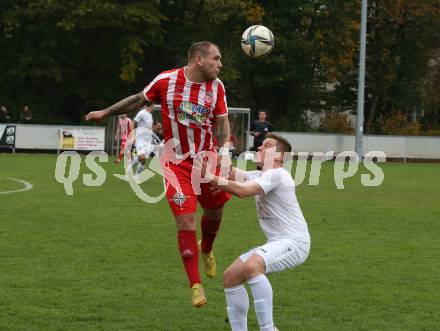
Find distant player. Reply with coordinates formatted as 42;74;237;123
130;104;154;177
203;133;310;331
85;41;232;307
114;114;132;164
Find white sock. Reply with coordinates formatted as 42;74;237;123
248;274;274;331
225;284;249;331
135;163;145;175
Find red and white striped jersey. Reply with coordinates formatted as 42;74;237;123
143;67;228;158
117;117;132;140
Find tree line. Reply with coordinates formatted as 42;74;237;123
1;0;439;134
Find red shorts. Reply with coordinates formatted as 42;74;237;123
162;158;231;216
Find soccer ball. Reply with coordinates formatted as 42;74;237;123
241;25;274;58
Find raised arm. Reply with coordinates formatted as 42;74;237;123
85;92;147;122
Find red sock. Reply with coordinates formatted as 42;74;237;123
177;230;201;287
201;216;222;254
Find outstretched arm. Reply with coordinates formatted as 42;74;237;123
85;92;147;122
210;175;263;198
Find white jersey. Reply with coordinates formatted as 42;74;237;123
134;108;153;142
245;168;310;243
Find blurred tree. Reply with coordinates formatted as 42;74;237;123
363;0;440;132
0;0;438;133
319;111;355;134
228;0;362;130
380;111;421;136
0;0;164;124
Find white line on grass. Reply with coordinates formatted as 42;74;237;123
0;177;34;195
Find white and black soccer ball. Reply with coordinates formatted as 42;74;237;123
241;25;274;58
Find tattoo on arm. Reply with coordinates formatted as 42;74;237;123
106;92;147;117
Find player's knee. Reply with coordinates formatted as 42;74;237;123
223;269;243;288
203;207;223;220
139;155;146;164
176;215;196;231
244;260;262;279
223;269;234;288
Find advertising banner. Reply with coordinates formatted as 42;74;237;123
0;125;16;148
59;127;105;151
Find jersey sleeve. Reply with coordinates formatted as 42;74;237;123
245;170;261;182
134;111;143;123
143;69;178;102
252;168;283;194
143;80;160;102
214;79;228;117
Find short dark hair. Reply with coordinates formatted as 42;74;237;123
188;41;219;62
266;133;292;153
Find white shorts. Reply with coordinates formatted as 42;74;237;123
239;238;310;274
135;139;154;157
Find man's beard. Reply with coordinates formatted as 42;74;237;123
201;68;217;81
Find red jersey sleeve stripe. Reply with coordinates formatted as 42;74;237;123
143;69;178;102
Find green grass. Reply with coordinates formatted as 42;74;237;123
0;153;439;330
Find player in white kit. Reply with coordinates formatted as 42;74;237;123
130;104;154;177
206;133;310;331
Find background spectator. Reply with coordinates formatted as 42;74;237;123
249;109;275;151
20;105;32;123
0;105;11;123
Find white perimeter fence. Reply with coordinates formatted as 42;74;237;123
275;132;440;160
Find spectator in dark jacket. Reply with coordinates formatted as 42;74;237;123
249;109;275;151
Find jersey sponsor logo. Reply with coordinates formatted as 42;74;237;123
178;101;209;124
172;191;187;206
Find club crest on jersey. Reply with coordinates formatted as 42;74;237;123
204;91;214;104
172;192;187;206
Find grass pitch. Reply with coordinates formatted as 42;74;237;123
0;153;439;330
